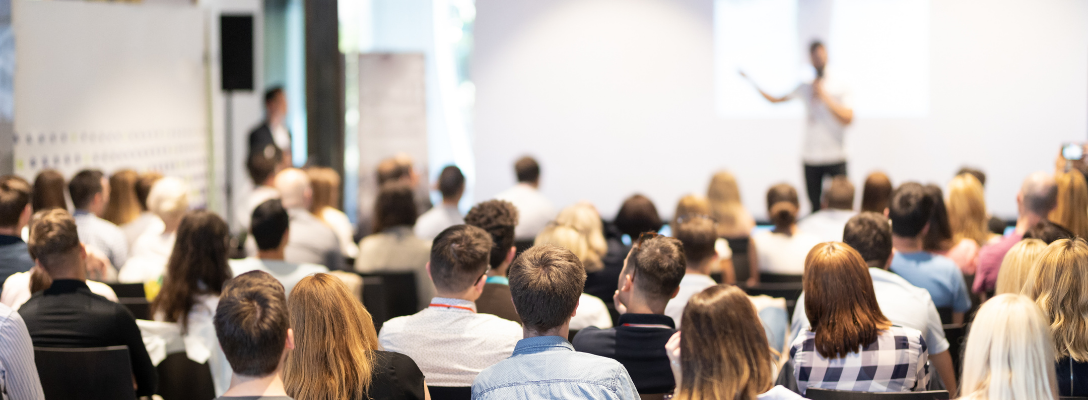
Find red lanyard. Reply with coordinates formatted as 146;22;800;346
429;303;476;313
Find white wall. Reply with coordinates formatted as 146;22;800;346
473;0;1088;220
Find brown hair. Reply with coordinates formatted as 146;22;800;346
27;209;82;272
429;225;493;292
373;182;418;233
0;175;31;227
1023;238;1088;362
842;213;893;269
509;245;586;332
674;285;775;400
514;156;540;183
923;184;954;252
214;270;290;377
465;200;519;269
614;194;663;239
674;217;717;266
31;170;67;212
247;147;282;185
766;184;799;232
625;235;686;299
860;172;892;213
306;166;341;217
103;169;141;226
803;242;891;359
285;274;380;400
673;194;710;229
1049;172;1088;240
135;171;163;212
152;211;232;332
707;170;753;237
825;176;855;210
947;174;989;246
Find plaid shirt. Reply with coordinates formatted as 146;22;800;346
790;325;929;394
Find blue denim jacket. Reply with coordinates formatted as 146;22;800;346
472;335;640;400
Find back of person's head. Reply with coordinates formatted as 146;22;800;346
27;209;82;273
555;202;607;259
956;167;987;187
1021;172;1058;217
0;175;32;228
887;182;933;238
674;285;774;400
376;155;413;185
32;170;67;212
103;170;140;225
624;234;686;301
274;168;311;209
824;176;855;210
535;224;602;273
1024;238;1088;362
614;194;662;239
285;273;380;400
437;165;465;200
860;172;892;213
947;174;989;245
146;177;189;224
247;146;282;185
960;294;1058;400
842;212;893;270
514;156;540;184
430;225;493;293
135;171;163;212
673;194;711;228
706;171;749;235
373;182;417;233
215;270;290;377
1024;220;1075;244
995;239;1047;295
464;200;518;269
509;244;585;333
922;184;953;251
153;211;232;332
68;169;104;210
305;166;341;215
251;199;290;251
766;183;799;231
1049;171;1088;239
803;242;891;359
264;86;284;108
673;216;717;268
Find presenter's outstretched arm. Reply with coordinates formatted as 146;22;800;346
739;71;792;103
813;80;854;125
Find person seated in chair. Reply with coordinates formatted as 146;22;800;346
465;199;522;323
231;200;328;297
213;270;295;400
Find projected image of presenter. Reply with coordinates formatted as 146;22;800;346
742;40;854;213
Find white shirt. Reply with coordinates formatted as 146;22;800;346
355;226;435;309
751;230;823;275
73;211;129;269
378;297;523;386
147;294;232;396
118;227;176;284
759;385;807;400
570;293;613;331
229;257;328;298
495;184;556;240
122;212;163;251
236;185;280;230
319;207;359;259
665;274;718;329
789;74;853;165
797;209;856;243
0;272;118;311
0;302;44;400
414;204;464;242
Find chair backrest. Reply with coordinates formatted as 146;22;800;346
805;388;949;400
108;282;151;320
742;282;803;317
428;386;471;400
759;273;804;283
942;323;968;375
359;272;418;330
35;345;137;400
936;307;953;325
156;352;216;400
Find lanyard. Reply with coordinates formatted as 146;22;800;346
429;303;476;313
621;323;672;329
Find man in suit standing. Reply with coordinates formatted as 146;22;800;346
249;86;292;168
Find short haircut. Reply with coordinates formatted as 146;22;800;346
251;199;289;251
429;225;493;292
888;182;933;237
27;209;82;271
614;194;663;239
843;213;893;269
215;270;290;377
68;170;104;210
373;182;417;233
673;217;717;266
247;147;282;185
860;172;893;213
809;40;824;54
825;176;855;210
464;200;519;269
1022;172;1058;216
0;175;32;227
957;167;987;187
264;86;284;106
509;245;586;332
1024;220;1075;244
626;235;687;299
514;156;540;183
437;165;465;199
376;156;412;185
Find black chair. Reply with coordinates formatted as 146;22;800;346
759;273;803;283
1060;397;1088;400
725;236;751;283
514;239;535;257
741;282;804;317
936;307;953;325
428;386;471;400
156;352;216;400
35;345;137;400
942;323;968;375
359;272;418;331
805;388;949;400
107;283;152;320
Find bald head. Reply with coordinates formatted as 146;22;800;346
274;168;311;209
1020;172;1057;216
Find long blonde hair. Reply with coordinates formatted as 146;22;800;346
1023;238;1088;362
959;294;1058;400
555;202;608;259
707;171;753;237
285;273;380;400
947;174;989;246
994;239;1046;295
1049;172;1088;240
103;169;141;225
535;224;603;273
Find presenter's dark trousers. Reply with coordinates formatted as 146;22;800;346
804;162;847;213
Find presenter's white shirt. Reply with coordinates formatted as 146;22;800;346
495;184;556;241
752;230;822;276
790;74;853;165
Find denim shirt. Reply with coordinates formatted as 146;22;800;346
472;335;640;400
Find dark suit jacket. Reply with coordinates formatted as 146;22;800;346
572;313;676;394
248;121;291;157
476;282;521;324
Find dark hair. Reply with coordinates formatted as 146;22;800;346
766;183;799;231
31;170;67;212
0;175;32;227
509;244;586;332
1024;220;1076;244
429;225;493;292
376;157;412;185
514;156;540;183
373;182;417;233
843;213;893;269
825;176;855;210
135;171;163;212
437;165;465;199
860;172;893;213
264;86;284;106
153;211;232;332
809;40;825;54
68;170;104;210
464;200;519;269
957;167;986;187
215;270;290;377
27;209;82;271
673;217;717;266
804;242;891;359
625;235;687;299
247;147;282;185
251;199;289;251
888;182;933;237
614;194;663;239
922;184;953;251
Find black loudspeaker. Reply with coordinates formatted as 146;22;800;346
220;15;254;91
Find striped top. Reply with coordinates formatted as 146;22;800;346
0;302;44;400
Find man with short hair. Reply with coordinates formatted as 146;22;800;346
19;209;156;396
237;147;283;230
496;156;556;241
791;212;958;395
474;245;639;400
798;176;856;242
213;270;295;400
272;168;342;271
68;169;128;268
465;200;522;323
248;86;292;168
232;199;328;296
975;172;1058;293
415;165;466;241
379;225;523;388
0;175;34;288
887;182;971;323
573;235;685;395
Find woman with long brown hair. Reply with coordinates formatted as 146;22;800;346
285;273;428;400
103;169;142;241
790;242;929;394
749;184;821;284
860;172;892;213
305;166;358;259
1023;238;1088;396
31;169;66;213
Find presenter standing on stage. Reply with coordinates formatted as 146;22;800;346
744;41;854;212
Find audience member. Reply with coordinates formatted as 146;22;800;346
613;194;664;241
975;172;1056;293
130;171;165;244
534;224;613;330
285;274;427;400
103;169;143;245
860;171;893;213
305;166;358;259
472;245;639;400
888;182;971;323
68;169;128;268
465;200;522;323
31;169;66;213
355;182;433;309
789;242;929;394
118;177;189;283
19;209;156;396
671;194;711;229
415;165;465;241
2;264;118;312
797;176;855;242
959;293;1058;400
273;168;343;271
557;202;629;305
362;154;432;238
1049;171;1088;239
0;301;45;400
248;86;293;168
239;147;283;230
956;167;1008;236
496;156;556;241
213;270;294;400
232;200;328;296
1023;238;1088;396
379;225;522;388
671;195;735;281
922;184;955;254
750;183;820;283
0;176;33;289
574;234;685;395
994;239;1046;295
1024;220;1076;244
943;174;987;275
707;170;757;239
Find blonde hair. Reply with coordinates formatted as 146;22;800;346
947;174;989;246
555;202;608;258
673;194;711;228
535;224;603;273
103;169;141;226
285;273;380;400
707;171;753;237
146;177;189;224
1023;238;1088;362
306;166;342;219
959;294;1058;400
1049;172;1088;240
995;239;1047;295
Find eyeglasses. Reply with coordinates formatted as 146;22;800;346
636;231;662;247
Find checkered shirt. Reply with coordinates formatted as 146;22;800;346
790;325;929;394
